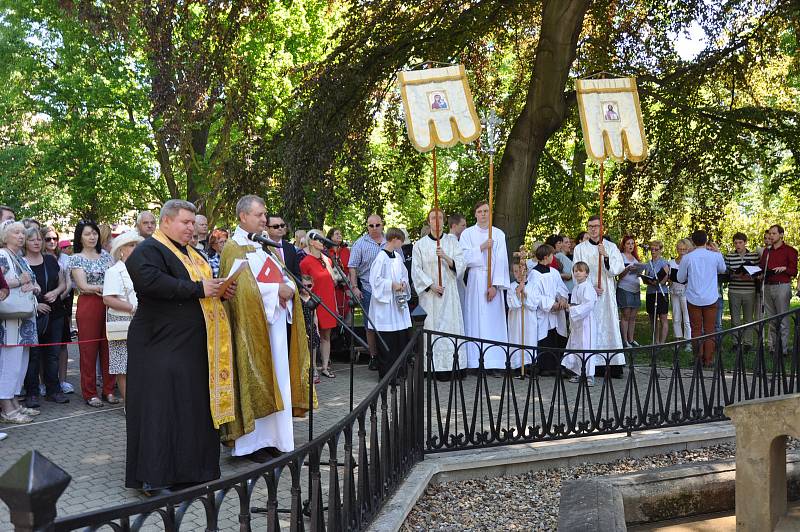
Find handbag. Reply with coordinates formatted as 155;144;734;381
106;267;134;341
35;260;50;337
0;252;37;320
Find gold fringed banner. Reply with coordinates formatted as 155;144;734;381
576;77;648;163
397;65;482;153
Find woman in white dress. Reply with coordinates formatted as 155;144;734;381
103;231;143;403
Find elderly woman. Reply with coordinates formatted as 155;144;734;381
23;226;68;407
103;231;143;403
207;228;228;278
69;219;115;407
0;221;41;423
300;229;339;378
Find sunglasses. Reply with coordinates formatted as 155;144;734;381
269;224;286;229
44;237;58;242
303;284;313;289
368;223;382;228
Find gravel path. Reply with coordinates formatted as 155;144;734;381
402;443;749;531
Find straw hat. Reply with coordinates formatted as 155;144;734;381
110;230;144;259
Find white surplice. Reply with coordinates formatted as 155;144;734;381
528;266;569;341
561;279;599;376
506;280;536;368
460;224;510;369
368;250;412;332
411;234;467;372
231;226;295;455
572;238;625;365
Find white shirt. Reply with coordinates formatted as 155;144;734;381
103;260;137;316
676;247;726;306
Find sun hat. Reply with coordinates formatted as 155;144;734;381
110;230;144;259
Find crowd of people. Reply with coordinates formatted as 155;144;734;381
0;199;796;493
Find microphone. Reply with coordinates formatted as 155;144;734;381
309;232;338;248
247;233;283;248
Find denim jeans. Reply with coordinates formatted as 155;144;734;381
25;315;64;397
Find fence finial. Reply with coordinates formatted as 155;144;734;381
0;450;71;532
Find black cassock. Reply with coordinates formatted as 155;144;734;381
125;237;220;489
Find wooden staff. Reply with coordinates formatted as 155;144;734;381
513;245;529;377
487;152;494;289
597;159;605;290
433;147;442;287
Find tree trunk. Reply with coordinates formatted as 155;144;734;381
493;0;589;255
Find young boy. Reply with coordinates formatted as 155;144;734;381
528;244;569;375
561;262;598;386
368;227;412;379
507;261;536;369
299;274;321;384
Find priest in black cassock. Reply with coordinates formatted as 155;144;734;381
125;199;237;495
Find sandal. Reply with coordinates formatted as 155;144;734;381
105;394;121;404
19;407;40;417
1;409;32;424
321;368;336;379
86;397;104;408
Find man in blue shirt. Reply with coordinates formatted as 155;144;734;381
677;230;727;366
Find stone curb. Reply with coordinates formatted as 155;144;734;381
369;422;736;532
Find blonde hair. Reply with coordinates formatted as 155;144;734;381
649;240;663;250
676;238;695;252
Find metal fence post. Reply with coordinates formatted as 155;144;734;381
0;451;71;532
411;305;427;459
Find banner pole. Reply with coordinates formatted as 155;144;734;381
433;147;442;287
487;153;494;290
597;159;605;290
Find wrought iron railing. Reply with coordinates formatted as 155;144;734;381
0;313;426;532
424;307;800;453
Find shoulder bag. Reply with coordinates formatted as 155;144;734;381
0;251;37;320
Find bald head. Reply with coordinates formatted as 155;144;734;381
366;214;383;241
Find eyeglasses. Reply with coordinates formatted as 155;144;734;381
303;284;313;289
269;224;286;229
44;237;58;242
587;224;601;229
368;223;382;228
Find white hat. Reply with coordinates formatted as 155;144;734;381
110;230;144;259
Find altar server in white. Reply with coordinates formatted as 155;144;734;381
572;215;626;375
507;261;535;369
412;209;466;376
368;228;412;379
528;244;569;373
460;201;510;370
561;261;598;386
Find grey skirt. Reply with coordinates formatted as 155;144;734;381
616;287;641;309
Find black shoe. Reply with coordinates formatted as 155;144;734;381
245;448;275;463
25;395;40;409
45;392;69;404
368;357;378;371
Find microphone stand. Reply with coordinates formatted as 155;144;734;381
327;249;358;413
646;252;668;346
249;242;364;519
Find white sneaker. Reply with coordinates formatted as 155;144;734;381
61;381;75;394
0;432;7;441
39;384;46;396
684;344;692;353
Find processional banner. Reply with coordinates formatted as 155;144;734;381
576;77;648;163
397;65;481;153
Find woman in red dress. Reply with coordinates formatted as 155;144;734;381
300;230;339;378
325;227;351;320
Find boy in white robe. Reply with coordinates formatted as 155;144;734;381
460;201;510;371
528;244;569;375
561;261;598;386
507;262;536;369
368;228;412;379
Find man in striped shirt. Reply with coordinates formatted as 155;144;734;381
724;232;760;347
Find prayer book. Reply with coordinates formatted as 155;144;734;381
220;259;247;294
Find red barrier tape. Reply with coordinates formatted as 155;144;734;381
0;338;107;348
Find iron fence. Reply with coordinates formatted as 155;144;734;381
0;314;426;532
424;307;800;453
